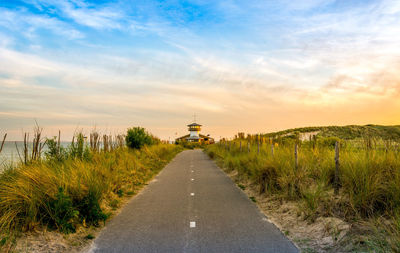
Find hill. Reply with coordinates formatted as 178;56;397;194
262;124;400;141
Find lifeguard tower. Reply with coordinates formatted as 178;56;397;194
186;123;202;142
175;115;214;144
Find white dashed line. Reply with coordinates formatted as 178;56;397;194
191;193;195;196
191;178;194;181
191;170;194;173
190;221;196;228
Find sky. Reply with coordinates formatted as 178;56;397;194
0;0;400;141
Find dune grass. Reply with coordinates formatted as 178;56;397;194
0;142;182;249
262;124;400;140
205;139;400;251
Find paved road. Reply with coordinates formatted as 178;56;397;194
89;149;298;253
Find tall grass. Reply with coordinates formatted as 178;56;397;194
206;138;400;249
0;137;182;237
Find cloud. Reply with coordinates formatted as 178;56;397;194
1;0;400;140
0;7;84;40
23;0;126;30
277;0;336;11
60;1;124;29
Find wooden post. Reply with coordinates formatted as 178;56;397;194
334;141;340;195
57;130;61;156
257;140;260;154
294;143;298;170
313;135;316;150
271;143;274;157
0;133;6;154
240;141;242;152
24;133;28;164
247;141;250;153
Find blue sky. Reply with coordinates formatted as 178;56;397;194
1;0;400;140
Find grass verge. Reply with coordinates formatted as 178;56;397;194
205;140;400;252
0;144;182;252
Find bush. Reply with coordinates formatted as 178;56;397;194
76;190;107;226
46;187;78;233
317;136;340;147
125;127;153;149
45;138;67;161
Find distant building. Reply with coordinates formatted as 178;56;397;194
176;122;214;144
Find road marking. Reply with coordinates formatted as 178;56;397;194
191;170;194;173
191;178;194;181
191;193;195;196
190;221;196;228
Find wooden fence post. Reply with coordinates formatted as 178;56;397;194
313;136;316;150
257;140;260;154
57;130;61;157
247;141;250;153
240;141;242;152
294;143;298;170
0;133;6;154
24;133;28;164
334;141;340;195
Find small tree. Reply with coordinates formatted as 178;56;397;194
45;137;67;161
125;127;153;149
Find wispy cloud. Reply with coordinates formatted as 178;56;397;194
1;0;400;140
22;0;127;30
0;7;84;40
56;1;124;29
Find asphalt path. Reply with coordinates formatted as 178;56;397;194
89;149;298;253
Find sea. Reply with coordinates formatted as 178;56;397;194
0;141;71;171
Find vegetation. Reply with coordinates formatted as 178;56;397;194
206;134;400;251
177;141;205;150
0;128;182;250
259;124;400;141
126;127;156;149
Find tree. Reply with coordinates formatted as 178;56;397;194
125;127;153;149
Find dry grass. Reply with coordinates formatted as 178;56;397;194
206;139;400;252
0;140;182;251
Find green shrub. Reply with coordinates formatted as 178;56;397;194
125;127;153;149
46;187;78;233
117;189;123;197
0;237;6;246
45;138;67;161
317;137;340;147
85;234;95;240
76;190;107;226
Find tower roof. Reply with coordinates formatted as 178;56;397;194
187;122;202;127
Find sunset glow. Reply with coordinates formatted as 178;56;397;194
1;0;400;140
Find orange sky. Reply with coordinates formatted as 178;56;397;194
1;0;400;141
